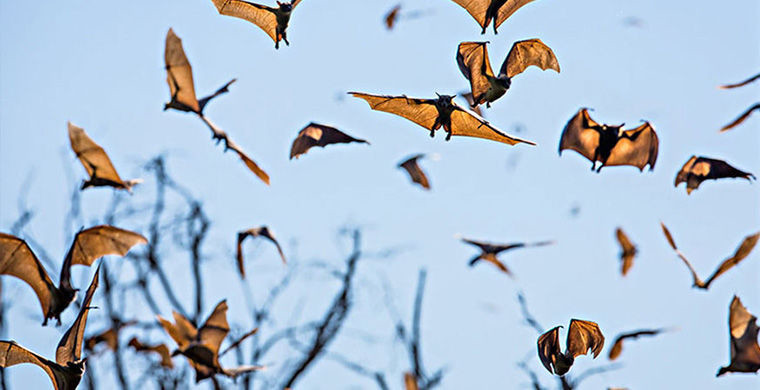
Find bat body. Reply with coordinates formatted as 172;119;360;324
0;226;146;325
457;40;559;108
398;154;431;190
211;0;302;49
68;122;141;192
290;123;369;159
559;108;658;172
236;226;286;278
128;338;174;369
451;0;537;34
349;92;534;145
460;237;553;276
615;228;637;276
721;103;760;131
675;156;755;194
660;223;759;290
608;328;668;360
717;296;760;376
537;319;605;376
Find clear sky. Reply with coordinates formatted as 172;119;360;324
1;0;759;389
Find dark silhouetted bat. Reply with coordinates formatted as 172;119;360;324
717;296;760;376
615;228;637;276
457;39;559;108
68;122;141;192
398;154;430;190
720;104;760;132
128;338;174;369
289;123;369;159
538;319;605;376
0;226;146;325
385;4;401;29
450;0;537;34
660;222;759;290
158;300;263;382
211;0;302;49
675;156;755;194
559;108;658;172
0;264;100;390
84;320;136;353
608;328;668;360
349;92;535;145
236;226;286;278
164;28;269;184
460;237;553;276
719;72;760;89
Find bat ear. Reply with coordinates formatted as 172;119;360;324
435;92;441;98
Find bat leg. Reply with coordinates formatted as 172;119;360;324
42;317;48;326
481;25;487;34
493;24;498;34
275;40;280;49
445;130;452;141
429;129;435;138
590;161;596;171
283;33;290;46
596;164;604;173
486;101;491;108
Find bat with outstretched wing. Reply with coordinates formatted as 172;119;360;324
559;108;658;172
537;319;604;376
719;72;760;89
450;0;538;34
290;123;369;159
211;0;302;49
85;320;137;353
460;237;553;276
128;338;174;369
349;92;534;145
720;104;760;132
457;39;559;108
236;226;286;278
68;122;141;192
398;154;431;190
717;296;760;376
615;228;637;276
608;328;669;360
675;156;754;194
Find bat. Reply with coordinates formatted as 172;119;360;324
717;296;760;376
660;222;759;290
537;319;605;376
164;28;269;184
349;92;535;145
0;225;146;325
211;0;302;49
158;300;263;382
398;154;431;190
615;228;637;276
720;103;760;132
236;226;286;278
459;92;484;116
460;237;553;276
404;372;418;390
68;122;141;192
675;156;755;194
0;264;100;390
457;40;559;108
128;338;174;369
290;123;369;159
385;4;401;29
559;108;659;172
450;0;537;34
719;72;760;89
608;328;669;360
84;320;136;353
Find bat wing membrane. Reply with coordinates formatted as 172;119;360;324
68;123;125;186
457;42;494;105
349;93;440;130
450;106;534;145
604;122;658;171
212;0;278;42
501;38;559;78
0;233;57;319
165;29;200;112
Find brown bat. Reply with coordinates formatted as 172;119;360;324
164;28;269;184
349;92;534;145
719;72;760;89
398;154;431;190
460;237;553;276
68;122;141;192
450;0;537;34
236;226;286;278
615;228;637;276
84;320;137;353
559;108;658;172
404;372;418;390
0;264;100;390
128;338;174;369
158;300;263;382
290;123;369;159
720;103;760;132
660;222;759;290
717;296;760;376
675;156;755;194
0;226;146;325
457;40;559;108
608;328;669;360
211;0;302;49
537;319;605;376
385;4;401;29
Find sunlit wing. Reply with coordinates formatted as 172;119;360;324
225;138;271;185
449;105;535;145
604;122;658;170
720;103;760;132
56;264;99;365
66;226;147;268
457;42;494;103
349;92;439;130
212;0;278;42
566;319;604;359
494;0;538;30
501;38;560;78
399;155;430;190
68;122;125;186
537;326;562;373
0;233;57;318
197;300;230;359
559;108;601;162
290;123;368;159
165;29;200;112
450;0;487;28
0;341;65;390
704;232;760;288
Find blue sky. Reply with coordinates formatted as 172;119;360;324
1;0;758;389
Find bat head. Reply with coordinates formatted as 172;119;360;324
495;75;512;89
278;2;293;11
434;93;455;108
66;358;87;376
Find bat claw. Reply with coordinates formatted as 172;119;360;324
429;129;435;138
445;131;452;141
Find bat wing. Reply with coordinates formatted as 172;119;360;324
604;122;659;171
456;42;495;105
608;329;665;360
398;154;430;190
493;0;538;30
190;300;230;369
128;338;174;369
721;104;760;132
404;372;419;390
449;105;535;145
349;92;440;130
676;156;755;193
537;326;562;374
222;136;271;185
165;29;199;113
212;0;278;42
460;93;484;116
221;365;265;378
719;73;760;89
0;341;68;390
0;233;59;320
729;296;758;343
68;122;127;188
566;319;604;359
501;38;560;79
290;123;368;159
615;228;636;276
660;222;702;287
56;264;100;366
450;0;488;29
703;232;760;289
385;5;401;30
198;78;237;114
158;314;194;350
237;227;287;278
558;108;601;161
85;329;118;353
726;296;760;371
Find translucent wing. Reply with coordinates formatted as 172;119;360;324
537;326;562;374
0;233;57;319
704;232;760;288
68;122;125;187
493;0;538;30
450;0;488;28
56;264;100;365
558;108;601;162
349;92;440;130
398;154;430;190
449;105;534;145
165;28;199;112
501;38;560;78
290;123;368;159
212;0;278;42
604;122;659;171
566;319;604;359
457;42;495;105
0;341;66;390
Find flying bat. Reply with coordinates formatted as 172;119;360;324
720;104;760;132
404;372;419;390
0;225;146;325
450;0;538;34
84;320;137;353
236;226;286;278
719;72;760;89
0;265;100;390
460;93;484;116
457;40;559;108
164;28;269;184
68;122;141;192
675;156;755;194
460;237;553;276
717;296;760;376
211;0;302;49
615;228;637;276
398;154;431;190
537;319;605;376
559;108;658;172
128;338;174;369
290;123;369;159
349;92;535;145
660;222;759;290
608;328;669;360
384;4;430;30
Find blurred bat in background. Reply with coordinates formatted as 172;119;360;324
615;228;637;276
675;156;754;194
538;319;605;376
460;237;553;276
236;226;287;278
717;296;760;376
608;328;670;360
719;72;760;89
85;320;137;353
290;123;369;159
398;154;430;190
128;338;174;369
449;0;538;34
720;104;760;132
384;4;431;30
68;122;142;192
211;0;302;49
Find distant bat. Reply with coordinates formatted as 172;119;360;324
559;108;658;172
719;72;760;89
85;320;137;353
450;0;537;34
608;328;668;360
128;338;174;369
164;28;269;184
660;222;759;290
68;122;141;192
717;296;760;376
385;4;401;29
538;319;605;376
290;123;369;159
349;92;535;145
0;226;146;325
615;228;637;276
720;104;760;132
457;40;559;108
460;237;553;276
404;372;419;390
211;0;302;49
0;265;100;390
398;154;430;190
675;156;755;194
236;226;286;278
